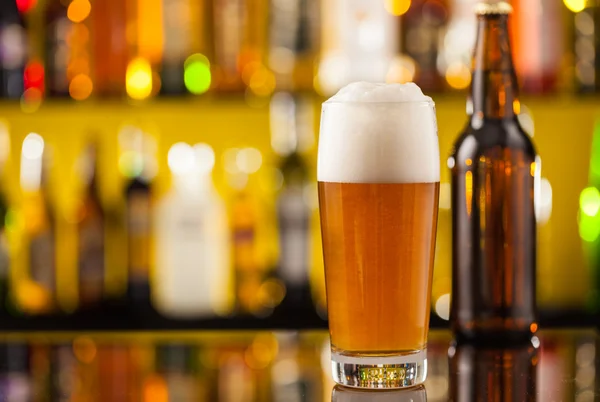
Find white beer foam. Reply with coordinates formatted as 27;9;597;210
318;82;440;183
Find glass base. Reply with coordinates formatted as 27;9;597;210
331;349;427;389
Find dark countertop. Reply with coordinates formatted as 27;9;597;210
0;329;594;401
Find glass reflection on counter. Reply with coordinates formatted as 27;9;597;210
331;384;427;402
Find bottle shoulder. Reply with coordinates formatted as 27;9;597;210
450;118;537;164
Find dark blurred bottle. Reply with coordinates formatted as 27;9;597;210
510;0;562;93
20;133;57;315
449;1;538;341
270;94;316;317
160;0;207;95
401;0;449;92
0;342;31;401
44;0;92;99
0;0;27;98
90;0;129;96
119;128;156;317
76;144;105;310
268;0;319;92
448;338;538;401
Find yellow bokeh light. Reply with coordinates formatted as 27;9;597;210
126;58;153;100
564;0;587;13
69;73;93;100
248;67;276;97
445;61;472;90
384;0;412;16
67;0;91;23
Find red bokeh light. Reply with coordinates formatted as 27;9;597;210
16;0;37;14
24;61;45;93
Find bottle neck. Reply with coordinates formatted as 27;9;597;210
468;13;520;120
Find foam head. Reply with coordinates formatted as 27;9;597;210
318;82;440;183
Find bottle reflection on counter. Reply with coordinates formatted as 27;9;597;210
448;338;538;402
0;342;31;401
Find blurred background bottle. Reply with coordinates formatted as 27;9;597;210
75;143;105;310
120;127;157;317
19;133;57;315
154;142;231;318
0;342;31;401
0;0;27;98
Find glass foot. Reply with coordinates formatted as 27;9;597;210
331;349;427;389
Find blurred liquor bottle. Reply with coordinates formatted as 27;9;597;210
119;127;157;318
400;0;449;92
448;339;538;401
0;128;14;317
19;133;57;315
154;143;231;318
0;342;31;401
571;2;600;92
75;143;105;310
90;0;129;96
0;0;27;98
44;0;93;99
225;147;276;317
160;0;209;95
212;0;270;94
317;0;397;95
437;0;478;91
154;343;201;400
268;0;319;92
511;0;562;93
270;93;316;317
30;343;51;402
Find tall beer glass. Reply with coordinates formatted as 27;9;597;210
317;82;440;389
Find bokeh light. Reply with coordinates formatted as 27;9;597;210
69;74;93;100
67;0;91;23
167;142;195;175
236;148;262;174
16;0;37;13
579;212;600;242
384;0;412;16
580;187;600;217
564;0;587;13
20;88;43;113
435;293;450;320
537;178;553;225
184;54;211;95
193;143;216;174
445;61;471;89
22;133;44;160
126;58;153;100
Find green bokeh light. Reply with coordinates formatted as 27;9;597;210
184;54;211;95
579;213;600;243
580;186;600;217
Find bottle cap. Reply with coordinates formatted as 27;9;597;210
475;1;513;14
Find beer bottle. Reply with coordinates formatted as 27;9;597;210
449;1;539;340
76;144;105;309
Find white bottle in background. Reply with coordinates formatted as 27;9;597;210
154;142;230;318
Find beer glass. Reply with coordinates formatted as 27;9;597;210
317;83;440;388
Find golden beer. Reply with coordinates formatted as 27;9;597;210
319;182;439;353
317;82;440;388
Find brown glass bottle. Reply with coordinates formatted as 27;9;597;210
449;2;538;341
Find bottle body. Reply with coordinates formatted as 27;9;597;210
450;118;537;338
